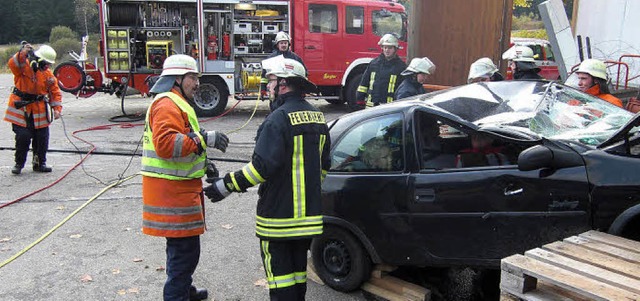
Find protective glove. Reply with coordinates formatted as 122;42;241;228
201;130;229;153
205;158;219;179
203;177;231;203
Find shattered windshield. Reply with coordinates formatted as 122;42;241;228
421;81;636;146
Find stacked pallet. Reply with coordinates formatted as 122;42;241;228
500;230;640;301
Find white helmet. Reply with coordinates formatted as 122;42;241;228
275;31;291;44
35;45;57;64
467;57;499;83
150;54;200;94
160;54;200;76
378;34;399;48
401;57;436;76
502;45;535;62
263;56;316;92
576;59;607;80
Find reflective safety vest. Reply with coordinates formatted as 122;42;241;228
141;92;207;180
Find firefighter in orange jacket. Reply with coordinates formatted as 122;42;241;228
575;59;623;107
4;43;62;174
141;54;229;301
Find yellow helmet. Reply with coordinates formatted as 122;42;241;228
35;45;57;64
576;59;607;80
378;34;399;48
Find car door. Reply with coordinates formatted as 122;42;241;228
403;110;591;266
322;112;414;265
302;2;343;86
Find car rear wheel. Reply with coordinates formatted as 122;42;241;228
311;226;372;292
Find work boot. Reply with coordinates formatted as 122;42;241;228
33;164;53;172
11;165;22;175
190;286;208;301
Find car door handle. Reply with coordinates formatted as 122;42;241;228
368;47;377;51
504;187;523;196
415;188;435;202
304;45;316;50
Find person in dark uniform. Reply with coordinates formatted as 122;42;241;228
260;31;306;110
204;57;331;301
502;45;543;80
356;33;407;109
395;57;435;100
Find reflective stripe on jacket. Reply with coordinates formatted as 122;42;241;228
141;92;207;180
355;53;406;107
224;92;331;240
4;51;63;128
141;90;207;238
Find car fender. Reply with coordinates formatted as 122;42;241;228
341;58;374;86
323;216;382;263
608;204;640;235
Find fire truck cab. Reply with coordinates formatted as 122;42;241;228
91;0;407;116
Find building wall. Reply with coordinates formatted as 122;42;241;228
408;0;513;86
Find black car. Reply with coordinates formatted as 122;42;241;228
312;80;640;292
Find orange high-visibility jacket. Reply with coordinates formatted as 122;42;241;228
4;50;62;128
142;89;206;238
585;84;623;108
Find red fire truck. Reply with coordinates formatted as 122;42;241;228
54;0;407;116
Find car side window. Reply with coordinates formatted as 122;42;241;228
331;114;404;172
544;44;555;62
309;4;338;33
346;6;364;35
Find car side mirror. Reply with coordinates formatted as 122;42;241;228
518;145;583;171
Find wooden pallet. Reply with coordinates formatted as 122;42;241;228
307;261;430;301
500;230;640;301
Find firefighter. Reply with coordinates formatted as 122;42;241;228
395;57;435;100
356;33;407;108
260;31;306;106
204;57;331;301
574;59;623;107
502;45;543;80
142;54;229;301
467;57;503;83
4;43;62;174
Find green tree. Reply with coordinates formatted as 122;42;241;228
50;26;78;43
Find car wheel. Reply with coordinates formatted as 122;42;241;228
345;73;365;112
194;76;229;117
311;226;372;292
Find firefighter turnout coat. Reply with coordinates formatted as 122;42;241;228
4;50;62;128
357;53;407;107
141;89;208;238
223;92;331;241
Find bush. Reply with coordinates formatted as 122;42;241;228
0;44;22;73
49;26;78;44
50;38;81;64
512;13;543;31
512;29;548;40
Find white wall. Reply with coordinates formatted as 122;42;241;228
575;0;640;87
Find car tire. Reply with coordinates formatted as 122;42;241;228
311;226;372;292
194;76;229;117
345;73;365;112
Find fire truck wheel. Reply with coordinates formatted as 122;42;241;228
194;77;229;117
345;73;365;112
54;62;86;94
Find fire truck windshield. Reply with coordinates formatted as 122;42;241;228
372;9;407;41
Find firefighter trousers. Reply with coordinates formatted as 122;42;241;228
259;239;311;301
12;119;49;168
164;235;200;301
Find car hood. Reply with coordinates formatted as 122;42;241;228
420;81;637;147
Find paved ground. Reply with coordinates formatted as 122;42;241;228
0;73;361;300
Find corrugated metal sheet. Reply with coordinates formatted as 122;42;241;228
408;0;513;86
